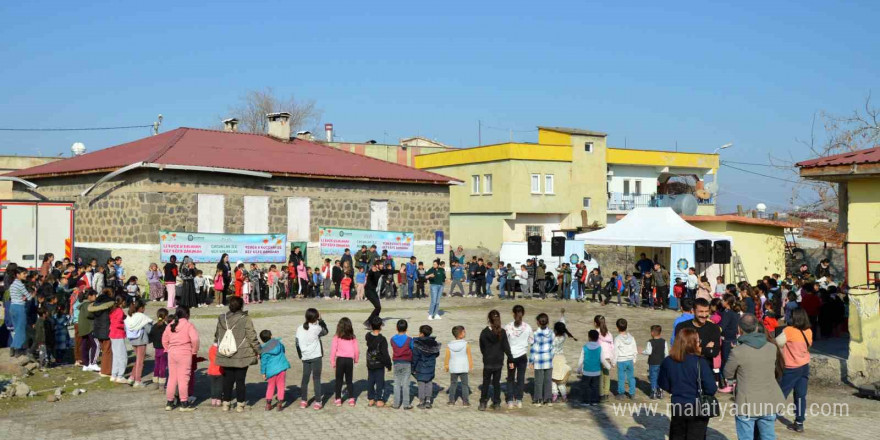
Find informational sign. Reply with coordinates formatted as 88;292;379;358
434;230;444;254
670;242;695;284
319;227;414;257
159;231;287;263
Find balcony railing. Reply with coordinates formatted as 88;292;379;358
607;192;714;211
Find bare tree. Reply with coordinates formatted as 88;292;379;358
771;93;880;215
225;87;322;134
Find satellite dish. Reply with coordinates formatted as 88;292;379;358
756;203;767;213
695;189;712;200
71;142;86;156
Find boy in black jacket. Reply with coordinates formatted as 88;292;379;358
365;316;392;407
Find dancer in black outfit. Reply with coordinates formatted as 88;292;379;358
363;262;383;328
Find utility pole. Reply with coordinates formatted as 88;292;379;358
509;129;512;142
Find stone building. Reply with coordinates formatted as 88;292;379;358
7;114;457;271
0;155;61;198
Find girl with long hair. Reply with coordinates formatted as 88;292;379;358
161;306;200;411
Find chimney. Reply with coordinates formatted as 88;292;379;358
266;112;291;140
324;123;333;142
222;118;239;132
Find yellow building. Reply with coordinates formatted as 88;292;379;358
798;147;880;384
414;126;719;251
684;215;794;284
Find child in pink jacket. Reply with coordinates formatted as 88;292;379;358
162;307;200;411
109;297;128;383
330;317;360;406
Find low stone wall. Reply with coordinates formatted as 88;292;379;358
14;168;450;245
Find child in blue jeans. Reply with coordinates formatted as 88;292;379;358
612;318;638;399
641;325;668;400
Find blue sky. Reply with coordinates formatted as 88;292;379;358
1;0;877;212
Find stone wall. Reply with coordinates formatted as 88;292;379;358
12;169;450;265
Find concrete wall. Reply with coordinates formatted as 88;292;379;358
0;156;61;198
325;142;447;167
691;221;786;284
449;213;506;252
568;133;608;228
841;178;880;384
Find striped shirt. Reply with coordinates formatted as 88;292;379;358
529;327;555;370
9;279;31;305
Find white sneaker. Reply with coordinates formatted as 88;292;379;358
516;400;523;409
433;315;442;320
427;315;434;320
89;365;101;372
82;366;89;372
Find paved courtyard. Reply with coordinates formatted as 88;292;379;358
2;296;877;439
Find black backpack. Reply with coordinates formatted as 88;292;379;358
366;336;384;369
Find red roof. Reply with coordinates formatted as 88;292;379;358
8;128;459;185
796;146;880;168
682;215;796;229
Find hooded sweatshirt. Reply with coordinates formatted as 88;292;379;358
124;312;154;346
295;320;329;361
445;339;472;374
161;318;200;356
505;321;534;359
479;326;512;370
260;338;291;379
613;333;638;364
412;336;441;382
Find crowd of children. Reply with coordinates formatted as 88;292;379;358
0;250;848;421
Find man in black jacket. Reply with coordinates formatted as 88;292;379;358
473;259;487;298
331;260;344;298
674;298;722;364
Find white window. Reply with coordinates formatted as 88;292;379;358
623;179;631;196
197;194;224;233
544;174;555;194
243;196;269;234
471;175;480;194
483;174;493;194
585;142;593;153
525;225;543;241
635;180;642;195
370;200;388;231
583;197;591;208
286;197;310;241
530;174;541;194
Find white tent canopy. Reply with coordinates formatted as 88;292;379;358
574;207;732;247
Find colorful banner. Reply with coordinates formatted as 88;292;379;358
159;231;287;263
434;230;444;254
670;241;695;284
319;227;414;257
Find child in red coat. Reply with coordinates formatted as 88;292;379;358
208;343;224;406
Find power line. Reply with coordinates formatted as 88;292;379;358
0;124;154;132
721;159;779;168
482;125;538;133
720;162;818;185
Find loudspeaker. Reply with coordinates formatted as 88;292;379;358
551;237;565;257
695;239;713;263
713;240;731;264
527;235;542;256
